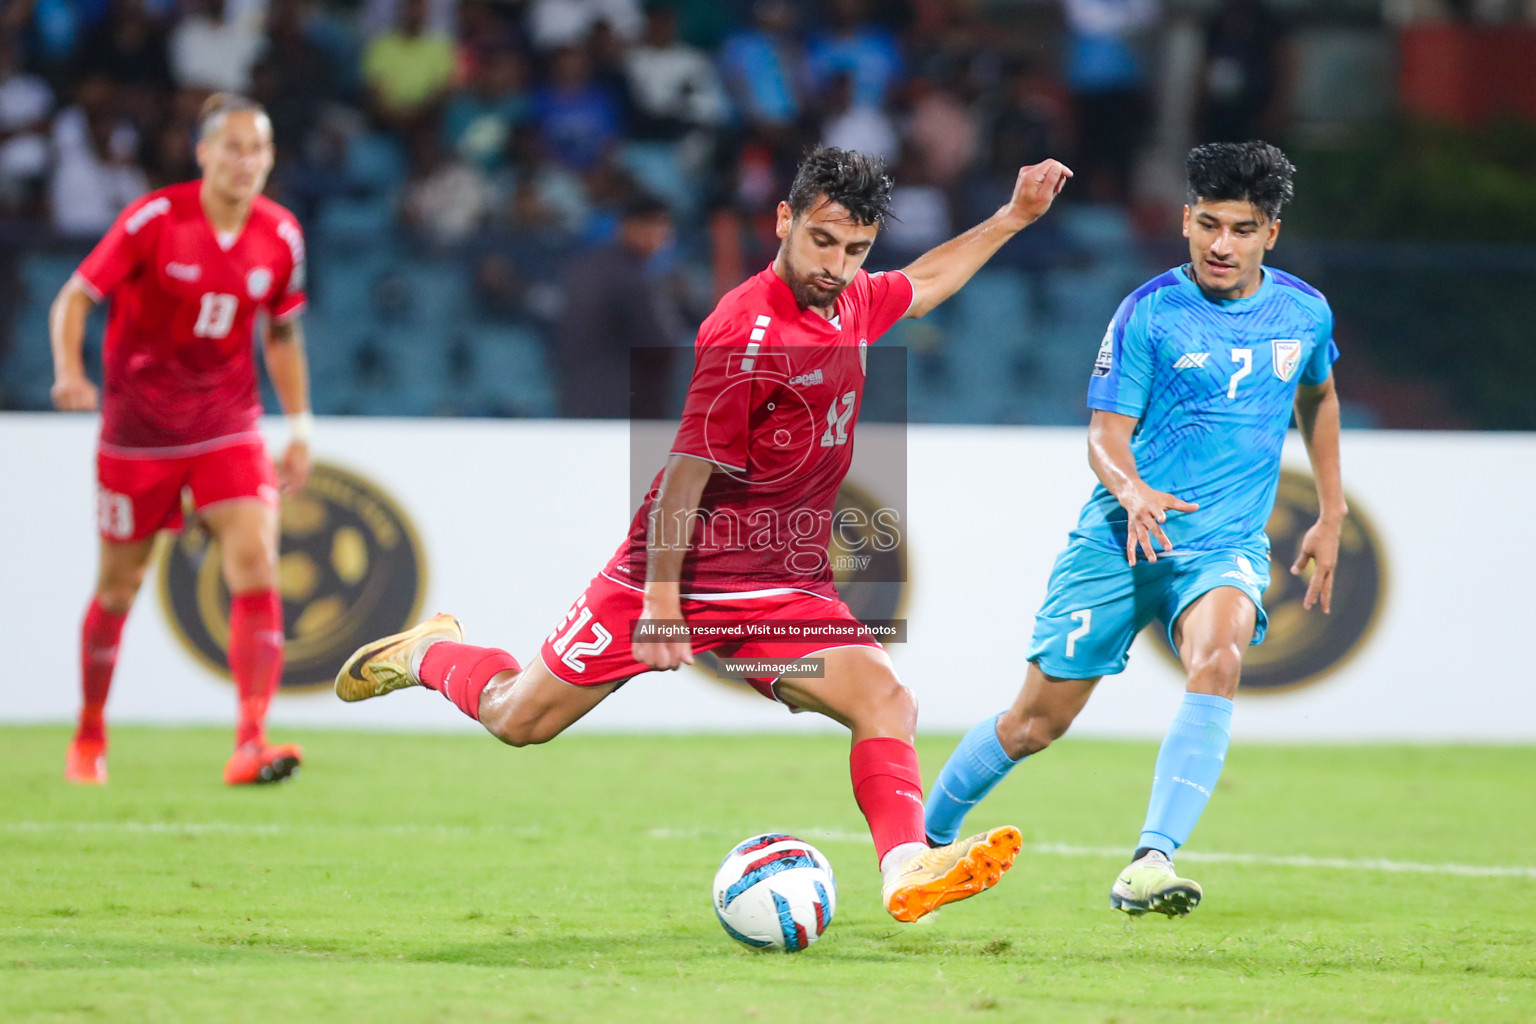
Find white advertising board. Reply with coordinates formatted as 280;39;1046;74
2;413;1532;740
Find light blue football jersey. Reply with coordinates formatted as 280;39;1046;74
1077;264;1338;555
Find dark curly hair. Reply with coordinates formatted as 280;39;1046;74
1186;141;1296;222
787;146;895;226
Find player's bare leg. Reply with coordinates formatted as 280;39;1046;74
336;619;620;745
922;663;1099;846
67;537;156;784
1172;586;1254;701
775;646;1023;923
475;657;622;747
996;663;1101;760
202;499;301;785
1115;586;1255;917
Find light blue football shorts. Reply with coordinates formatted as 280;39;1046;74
1025;537;1271;680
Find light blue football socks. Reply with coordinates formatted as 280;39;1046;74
923;713;1024;846
1137;692;1233;857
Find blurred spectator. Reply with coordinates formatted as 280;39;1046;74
0;33;54;215
882;144;952;257
555;192;677;418
252;0;340;152
455;0;525;77
8;0;108;85
169;0;263;93
805;0;904;110
1061;0;1157;204
362;0;458;39
906;78;978;188
530;44;623;171
143;115;197;188
401;125;491;243
718;0;804;131
495;120;590;232
363;0;458;130
623;5;727;141
445;47;531;171
49;75;146;236
526;0;643;51
77;0;172;92
1196;0;1294;144
820;70;897;163
986;59;1071;177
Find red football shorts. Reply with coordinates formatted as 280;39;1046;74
539;571;883;700
95;439;279;543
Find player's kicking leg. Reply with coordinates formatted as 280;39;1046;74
336;615;622;746
203;498;303;785
67;537;156;784
1114;586;1252;917
774;646;1023;923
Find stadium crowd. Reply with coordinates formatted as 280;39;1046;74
2;0;1528;425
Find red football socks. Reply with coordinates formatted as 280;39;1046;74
77;598;128;744
229;589;284;748
418;642;521;721
850;737;927;864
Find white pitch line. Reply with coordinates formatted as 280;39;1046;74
7;822;1535;879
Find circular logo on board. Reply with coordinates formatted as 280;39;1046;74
694;480;907;688
158;461;427;691
1149;469;1386;692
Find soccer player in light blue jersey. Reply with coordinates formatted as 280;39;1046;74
924;141;1347;918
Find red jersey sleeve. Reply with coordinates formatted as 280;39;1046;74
670;319;753;472
75;193;170;300
268;216;308;322
864;269;915;341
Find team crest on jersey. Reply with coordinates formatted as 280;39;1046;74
247;267;273;300
1092;324;1114;377
1271;340;1303;382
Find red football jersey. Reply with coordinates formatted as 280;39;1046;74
605;264;914;597
75;181;307;452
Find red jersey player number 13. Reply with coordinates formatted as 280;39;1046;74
50;92;315;789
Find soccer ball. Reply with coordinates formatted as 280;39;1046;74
712;833;836;952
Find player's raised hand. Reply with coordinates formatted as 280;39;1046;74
1291;518;1342;613
277;440;312;493
1001;159;1073;229
635;593;695;671
1121;483;1198;566
51;372;99;412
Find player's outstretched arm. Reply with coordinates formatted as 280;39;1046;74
1292;376;1347;613
898;159;1072;319
636;453;717;671
49;276;100;412
263;317;314;492
1088;410;1198;567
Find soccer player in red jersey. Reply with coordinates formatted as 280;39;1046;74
50;93;314;787
338;147;1071;921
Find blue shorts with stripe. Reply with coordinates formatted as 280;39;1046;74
1025;537;1271;679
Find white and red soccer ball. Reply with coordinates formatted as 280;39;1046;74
712;833;837;952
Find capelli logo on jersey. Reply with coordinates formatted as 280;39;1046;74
166;262;202;282
789;369;824;387
159;461;427;692
1148;468;1386;693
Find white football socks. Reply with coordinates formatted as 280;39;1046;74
880;841;930;884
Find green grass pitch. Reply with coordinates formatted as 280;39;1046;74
3;725;1533;1023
